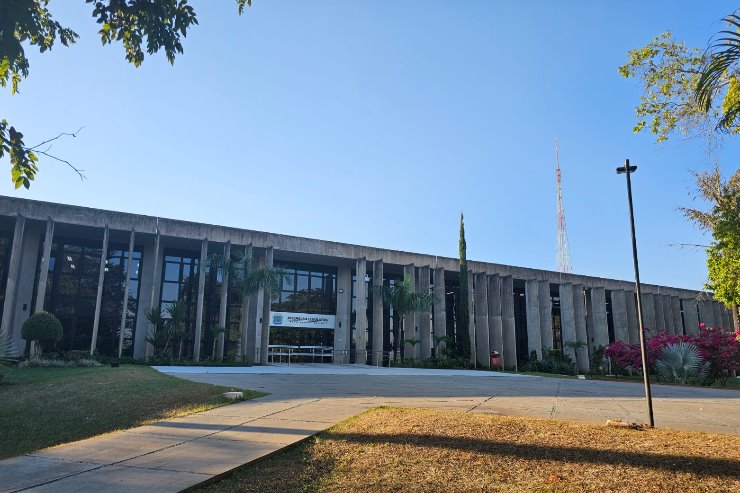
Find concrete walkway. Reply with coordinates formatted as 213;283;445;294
2;365;738;493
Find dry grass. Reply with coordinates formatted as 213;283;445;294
198;407;740;493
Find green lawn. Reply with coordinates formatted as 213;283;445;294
0;365;265;459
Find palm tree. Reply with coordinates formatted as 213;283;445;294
373;275;434;361
210;246;287;363
695;12;740;131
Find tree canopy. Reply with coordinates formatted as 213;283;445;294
0;0;252;189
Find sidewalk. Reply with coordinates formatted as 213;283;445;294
0;396;368;493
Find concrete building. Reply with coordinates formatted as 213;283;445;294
0;197;732;369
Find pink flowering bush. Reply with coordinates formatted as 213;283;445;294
605;325;740;386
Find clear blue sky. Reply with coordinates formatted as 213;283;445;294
3;1;739;290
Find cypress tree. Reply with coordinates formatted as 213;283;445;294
457;212;471;359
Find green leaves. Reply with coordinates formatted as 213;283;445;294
0;120;38;189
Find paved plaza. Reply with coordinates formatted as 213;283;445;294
1;365;738;492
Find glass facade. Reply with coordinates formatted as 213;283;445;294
270;262;337;347
0;230;12;326
35;237;143;355
159;250;200;358
97;247;143;357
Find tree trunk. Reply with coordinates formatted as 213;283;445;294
732;303;739;333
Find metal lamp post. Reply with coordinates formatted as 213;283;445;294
616;159;655;428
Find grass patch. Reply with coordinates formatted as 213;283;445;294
0;365;265;459
197;407;740;493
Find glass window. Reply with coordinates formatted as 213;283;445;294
271;262;337;315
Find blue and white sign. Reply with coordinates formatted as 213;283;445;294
270;311;335;330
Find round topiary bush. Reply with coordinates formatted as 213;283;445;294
21;311;63;352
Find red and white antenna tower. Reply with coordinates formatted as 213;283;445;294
555;139;572;273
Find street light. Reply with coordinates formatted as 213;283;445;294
616;159;654;428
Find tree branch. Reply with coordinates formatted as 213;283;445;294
24;127;85;180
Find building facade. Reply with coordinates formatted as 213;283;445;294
0;197;734;369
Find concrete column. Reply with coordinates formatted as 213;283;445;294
192;238;208;362
402;264;416;359
682;299;700;335
500;275;516;370
559;283;577;361
418;265;431;359
698;301;715;329
467;270;475;364
259;246;273;364
524;279;541;359
589;287;609;351
145;230;162;358
661;295;673;333
245;245;259;361
117;229;135;358
538;280;553;350
333;264;352;363
474;272;489;368
372;260;384;365
89;225;110;355
1;215;25;347
354;257;368;364
610;290;629;343
669;296;683;335
488;274;503;366
626;291;638;344
640;293;656;333
653;294;666;332
33;217;54;314
721;305;732;329
216;241;231;360
432;267;446;357
713;302;725;329
572;284;589;373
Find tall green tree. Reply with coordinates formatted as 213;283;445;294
681;166;740;329
0;0;252;189
457;212;471;359
373;275;434;361
209;246;286;363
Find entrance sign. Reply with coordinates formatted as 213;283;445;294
270;311;335;330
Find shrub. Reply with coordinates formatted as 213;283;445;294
654;342;706;384
19;357;101;368
21;312;63;353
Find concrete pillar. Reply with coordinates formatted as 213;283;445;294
538;280;553;350
524;279;541;359
371;260;384;365
661;295;673;333
713;302;726;329
432;267;446;357
682;299;700;335
626;291;638;344
402;264;416;359
467;270;475;364
118;229;135;358
259;246;273;364
244;245;259;362
572;284;589;373
474;272;489;368
193;238;208;362
669;296;683;335
216;241;231;361
698;301;715;329
34;217;54;314
589;287;609;351
333;264;351;363
354;257;368;364
653;294;666;332
610;290;629;343
145;230;162;358
0;215;25;346
640;293;656;333
90;225;110;355
500;275;516;370
559;283;577;361
488;274;503;366
722;305;732;329
418;265;431;359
